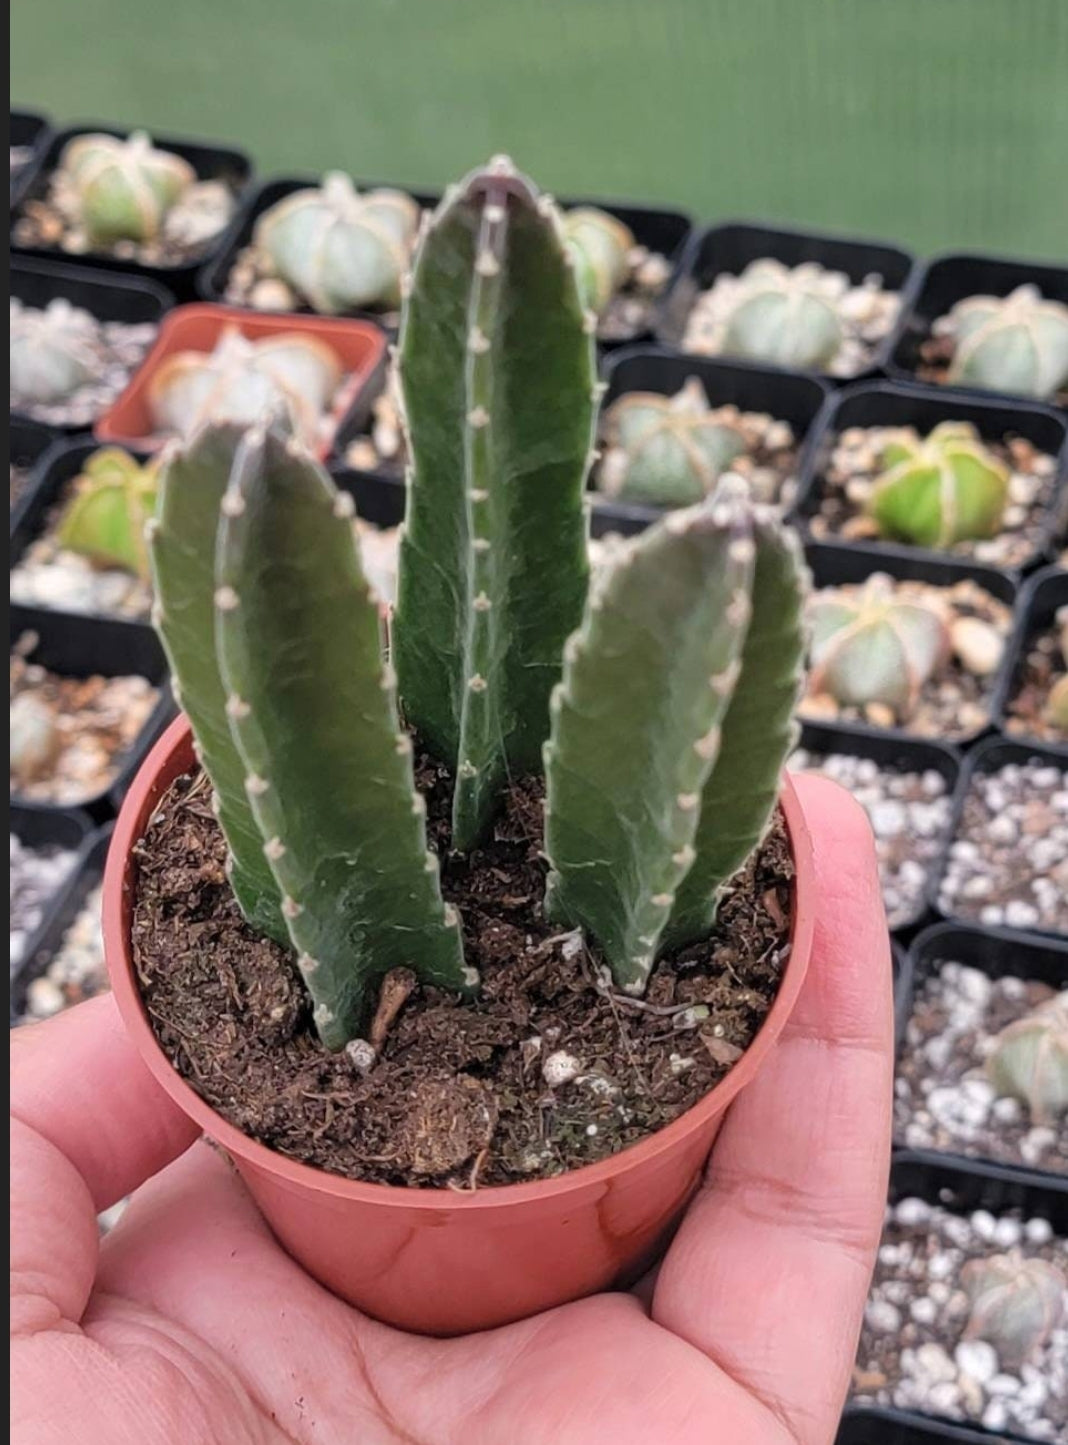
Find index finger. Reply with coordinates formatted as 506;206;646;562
652;773;893;1445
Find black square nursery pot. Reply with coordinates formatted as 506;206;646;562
9;419;57;526
10;801;95;983
10;827;109;1026
898;922;1068;1174
10;109;52;204
837;1404;1005;1445
802;543;1018;749
9;603;175;821
11;123;254;299
997;565;1068;747
589;344;831;530
100;715;821;1335
10;255;175;432
793;380;1068;574
887;252;1068;403
654;221;918;380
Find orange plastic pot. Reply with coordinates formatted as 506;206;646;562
105;715;817;1336
93;302;386;460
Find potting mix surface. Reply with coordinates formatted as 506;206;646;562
132;755;793;1189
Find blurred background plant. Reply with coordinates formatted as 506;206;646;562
11;0;1068;258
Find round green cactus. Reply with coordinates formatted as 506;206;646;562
562;206;634;315
962;1253;1065;1369
60;130;195;245
868;420;1009;548
55;448;160;580
147;325;342;444
599;378;747;506
255;172;421;314
10;298;98;405
10;692;61;788
807;573;950;718
946;285;1068;400
721;259;844;370
987;991;1068;1127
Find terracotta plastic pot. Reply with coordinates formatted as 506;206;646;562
94;302;386;460
105;715;817;1336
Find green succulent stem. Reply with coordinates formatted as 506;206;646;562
393;157;597;851
214;425;470;1048
148;423;287;943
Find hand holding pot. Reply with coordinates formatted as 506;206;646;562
11;774;892;1445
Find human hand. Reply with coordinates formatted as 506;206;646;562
11;774;892;1445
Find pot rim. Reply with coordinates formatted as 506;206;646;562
105;714;816;1211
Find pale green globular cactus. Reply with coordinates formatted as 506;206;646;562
562;206;635;315
987;991;1068;1126
56;448;160;579
543;477;806;988
255;172;421;314
10;298;98;405
10;692;61;788
807;573;950;720
961;1253;1066;1369
148;326;342;446
868;421;1009;549
721;259;844;370
393;155;598;852
60;130;195;245
946;285;1068;401
599;378;747;507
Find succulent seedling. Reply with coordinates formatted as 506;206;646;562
599;378;747;507
962;1252;1066;1369
868;421;1009;549
255;173;421;314
987;991;1068;1126
10;298;99;405
562;206;635;315
55;448;160;579
720;259;844;370
148;326;342;445
59;130;195;245
807;573;950;719
946;285;1068;401
150;157;807;1046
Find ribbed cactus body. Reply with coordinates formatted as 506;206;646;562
947;286;1068;400
600;378;747;507
394;157;597;850
987;992;1068;1126
10;298;98;405
722;260;843;370
61;130;194;245
543;479;806;991
869;421;1008;548
562;207;634;315
149;423;287;943
214;426;470;1047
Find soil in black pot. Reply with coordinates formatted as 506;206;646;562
132;758;793;1190
1005;617;1068;746
10;833;78;972
19;883;106;1022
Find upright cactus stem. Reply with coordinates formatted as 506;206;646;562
214;425;472;1047
394;156;597;851
149;423;287;944
543;478;805;991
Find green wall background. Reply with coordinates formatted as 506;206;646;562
11;0;1068;261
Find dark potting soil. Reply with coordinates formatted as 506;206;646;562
132;759;793;1190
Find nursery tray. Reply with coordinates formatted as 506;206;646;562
9;602;175;821
838;1403;1028;1445
199;175;693;347
9;436;154;627
804;542;1018;749
886;251;1068;403
10;827;111;1026
10;255;175;433
930;735;1068;935
10;108;52;205
94;301;388;461
654;220;918;379
900;920;1068;1179
589;344;831;531
792;379;1068;575
10;803;96;983
995;565;1068;748
11;122;254;299
9;419;57;531
796;720;961;937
